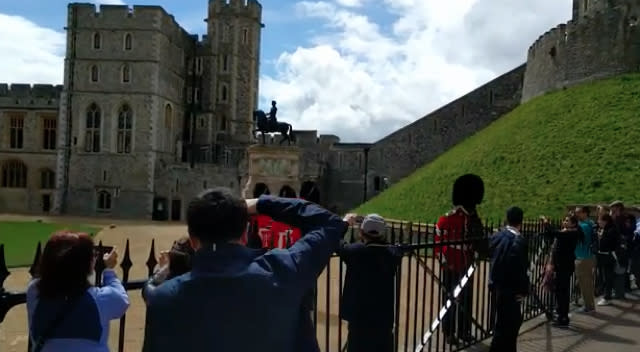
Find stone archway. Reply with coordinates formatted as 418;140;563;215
300;181;320;203
253;183;271;198
279;185;297;198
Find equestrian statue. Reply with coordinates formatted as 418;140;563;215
253;100;295;145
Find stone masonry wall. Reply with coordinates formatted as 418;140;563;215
364;65;525;201
522;2;640;102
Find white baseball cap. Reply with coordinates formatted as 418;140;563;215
361;214;386;236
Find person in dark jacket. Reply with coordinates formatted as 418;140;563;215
142;237;196;303
488;207;530;352
541;214;581;327
339;214;402;352
596;213;620;306
142;188;352;352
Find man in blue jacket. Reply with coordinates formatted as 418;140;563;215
488;207;530;352
142;187;351;352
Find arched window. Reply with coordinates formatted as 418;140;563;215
221;84;229;102
1;160;27;188
122;64;130;83
124;33;132;51
41;169;55;189
117;104;133;153
222;55;229;72
220;115;227;130
85;103;101;153
93;32;101;50
90;65;99;82
97;190;112;211
164;104;173;151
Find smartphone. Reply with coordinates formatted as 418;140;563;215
94;245;114;258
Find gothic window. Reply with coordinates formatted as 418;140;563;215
124;33;132;51
85;103;101;153
90;65;99;82
121;64;131;83
222;55;230;72
9;115;24;149
374;176;381;191
40;169;55;189
220;115;227;130
195;57;203;75
93;32;101;50
1;160;27;188
242;28;249;44
220;83;229;102
117;104;133;154
164;104;173;151
97;190;112;211
43;117;57;150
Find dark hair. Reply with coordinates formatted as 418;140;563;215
168;236;194;278
37;231;94;299
577;206;590;217
599;213;613;225
565;215;584;243
187;187;249;244
506;206;524;226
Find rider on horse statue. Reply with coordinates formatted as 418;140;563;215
268;101;278;130
253;100;294;145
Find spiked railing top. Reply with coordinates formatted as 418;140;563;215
120;239;133;283
145;239;158;278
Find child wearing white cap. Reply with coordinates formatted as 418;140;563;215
338;213;402;352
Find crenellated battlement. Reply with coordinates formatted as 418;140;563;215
0;84;63;99
68;3;193;39
522;2;640;102
210;0;262;19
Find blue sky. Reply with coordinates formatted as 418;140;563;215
0;0;572;142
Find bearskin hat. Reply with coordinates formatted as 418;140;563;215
452;174;484;210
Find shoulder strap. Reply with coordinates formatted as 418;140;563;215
32;296;80;352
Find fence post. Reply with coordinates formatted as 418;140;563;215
146;239;158;278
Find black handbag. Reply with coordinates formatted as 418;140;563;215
32;296;80;352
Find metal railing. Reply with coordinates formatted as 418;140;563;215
0;217;575;352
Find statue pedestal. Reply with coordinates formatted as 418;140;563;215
243;145;302;197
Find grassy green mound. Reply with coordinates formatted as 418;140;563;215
356;74;640;222
0;221;99;268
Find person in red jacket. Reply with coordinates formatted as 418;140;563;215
435;174;485;345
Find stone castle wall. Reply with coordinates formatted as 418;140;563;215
0;84;60;214
364;65;525;200
522;1;640;102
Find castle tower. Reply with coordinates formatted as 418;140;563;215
572;0;613;20
206;0;263;144
57;3;195;218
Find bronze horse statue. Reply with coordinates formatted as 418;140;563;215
252;110;294;145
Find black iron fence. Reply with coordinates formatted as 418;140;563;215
0;217;581;352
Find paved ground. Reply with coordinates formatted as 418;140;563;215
464;291;640;352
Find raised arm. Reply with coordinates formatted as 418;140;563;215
254;196;349;282
95;269;130;320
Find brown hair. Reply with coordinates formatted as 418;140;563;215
598;213;613;225
37;231;94;299
168;236;194;279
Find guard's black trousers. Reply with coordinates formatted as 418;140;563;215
346;325;393;352
489;293;522;352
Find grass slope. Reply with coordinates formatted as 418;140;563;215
356;74;640;222
0;222;99;267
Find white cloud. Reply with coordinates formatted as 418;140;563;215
335;0;364;7
0;14;65;84
260;0;573;142
93;0;126;5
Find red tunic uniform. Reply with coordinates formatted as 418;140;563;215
435;207;474;272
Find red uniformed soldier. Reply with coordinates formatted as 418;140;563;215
435;174;484;345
